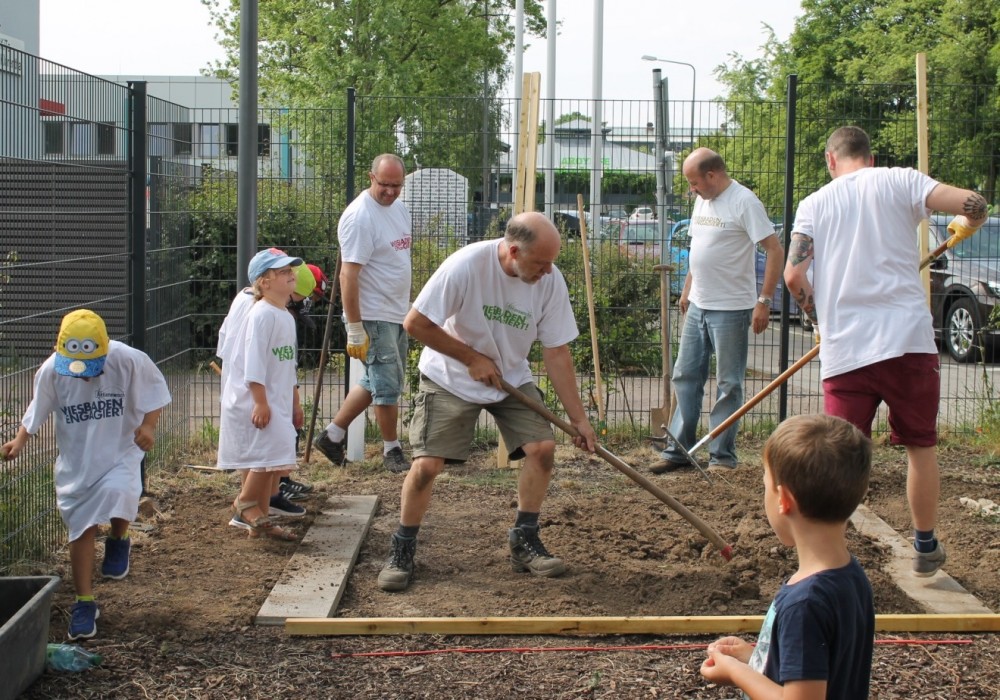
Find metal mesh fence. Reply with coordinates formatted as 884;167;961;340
2;44;999;569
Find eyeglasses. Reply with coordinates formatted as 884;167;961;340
370;175;403;190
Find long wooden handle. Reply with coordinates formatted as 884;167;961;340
689;228;962;457
689;345;820;455
576;194;605;424
498;379;733;561
303;255;343;461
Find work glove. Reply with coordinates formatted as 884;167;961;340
346;321;369;360
946;215;983;245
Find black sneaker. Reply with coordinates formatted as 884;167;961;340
279;483;308;501
279;477;310;501
269;494;306;518
280;475;313;494
383;446;410;473
509;526;566;577
314;432;347;465
377;534;416;591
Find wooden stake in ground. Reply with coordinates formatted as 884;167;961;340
576;193;605;432
303;255;343;462
649;263;674;437
497;71;541;469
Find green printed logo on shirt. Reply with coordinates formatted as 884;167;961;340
272;345;296;361
482;303;531;331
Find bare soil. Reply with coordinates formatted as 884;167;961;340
20;434;1000;699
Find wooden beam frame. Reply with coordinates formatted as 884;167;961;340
286;614;1000;637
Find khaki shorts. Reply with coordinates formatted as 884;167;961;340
409;375;554;464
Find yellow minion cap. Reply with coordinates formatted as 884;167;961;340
57;309;109;359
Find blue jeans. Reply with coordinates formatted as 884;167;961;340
660;304;751;466
357;320;408;405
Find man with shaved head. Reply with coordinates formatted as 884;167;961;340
785;125;988;577
652;148;783;474
377;211;598;592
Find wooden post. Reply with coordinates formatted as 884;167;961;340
576;193;605;428
498;71;542;469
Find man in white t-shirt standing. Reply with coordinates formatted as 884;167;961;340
314;154;413;473
653;148;783;474
785;125;987;577
377;212;598;592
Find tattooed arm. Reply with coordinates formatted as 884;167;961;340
925;185;988;223
783;233;818;326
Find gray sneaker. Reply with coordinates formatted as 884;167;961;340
509;526;566;577
378;534;416;591
383;446;410;473
913;541;946;577
314;432;347;465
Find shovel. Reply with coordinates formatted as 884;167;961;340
649;263;674;437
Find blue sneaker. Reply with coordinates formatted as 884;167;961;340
101;536;131;579
68;600;100;640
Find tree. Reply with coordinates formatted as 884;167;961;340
714;0;1000;207
203;0;546;191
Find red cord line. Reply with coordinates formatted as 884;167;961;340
331;638;971;659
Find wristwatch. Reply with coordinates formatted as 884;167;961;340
757;295;772;307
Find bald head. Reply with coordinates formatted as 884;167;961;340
682;148;731;200
501;212;560;284
505;211;559;247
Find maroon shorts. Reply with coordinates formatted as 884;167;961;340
822;353;939;447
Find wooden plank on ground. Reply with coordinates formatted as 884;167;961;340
285;613;1000;637
850;504;995;615
255;495;379;626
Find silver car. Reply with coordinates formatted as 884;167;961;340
929;215;1000;362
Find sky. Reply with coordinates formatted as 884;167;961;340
38;0;803;101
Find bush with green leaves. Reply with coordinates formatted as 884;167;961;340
185;171;341;357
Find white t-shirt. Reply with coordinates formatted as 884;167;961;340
688;180;775;310
338;190;413;323
217;300;299;468
216;288;254;363
20;341;171;540
793;167;939;378
413;239;579;403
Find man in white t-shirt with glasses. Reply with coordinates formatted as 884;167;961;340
314;154;413;474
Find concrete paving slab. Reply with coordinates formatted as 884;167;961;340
255;495;379;625
850;504;994;615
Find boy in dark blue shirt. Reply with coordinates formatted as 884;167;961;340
700;414;875;699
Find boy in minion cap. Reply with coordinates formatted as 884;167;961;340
2;309;171;640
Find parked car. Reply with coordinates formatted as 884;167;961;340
615;220;688;297
751;225;811;329
929;215;1000;362
628;206;655;223
551;210;582;238
603;208;628;223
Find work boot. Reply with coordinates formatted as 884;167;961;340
378;534;416;591
314;432;347;465
509;525;566;577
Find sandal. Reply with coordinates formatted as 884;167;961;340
253;521;298;542
232;498;297;541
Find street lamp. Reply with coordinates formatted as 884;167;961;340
641;55;696;153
